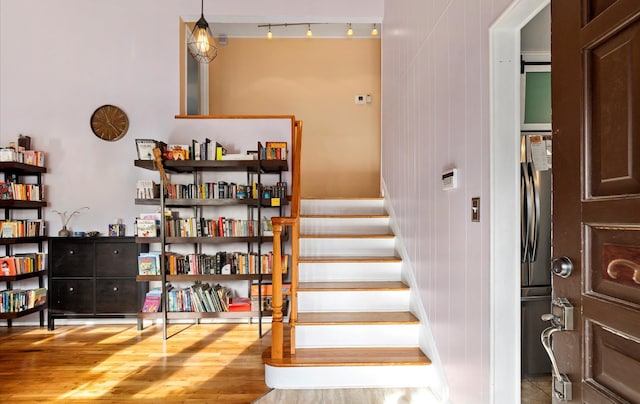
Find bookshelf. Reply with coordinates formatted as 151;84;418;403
0;162;47;327
134;142;290;339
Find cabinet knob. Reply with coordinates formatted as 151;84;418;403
113;250;119;255
113;287;118;292
69;287;74;292
69;250;75;255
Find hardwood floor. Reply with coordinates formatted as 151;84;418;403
0;323;273;403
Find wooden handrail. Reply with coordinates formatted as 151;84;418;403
269;120;302;359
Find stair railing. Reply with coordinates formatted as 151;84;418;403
270;120;302;359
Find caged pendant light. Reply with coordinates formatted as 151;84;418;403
187;0;218;63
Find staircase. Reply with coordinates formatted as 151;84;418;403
264;197;433;389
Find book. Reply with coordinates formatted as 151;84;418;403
136;139;159;160
141;289;162;312
136;218;158;237
0;257;17;276
167;144;190;160
138;252;161;275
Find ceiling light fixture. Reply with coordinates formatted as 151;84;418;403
371;24;379;36
306;24;313;37
267;24;273;39
187;0;218;63
347;23;354;37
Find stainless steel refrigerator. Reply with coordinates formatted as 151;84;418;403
521;134;552;376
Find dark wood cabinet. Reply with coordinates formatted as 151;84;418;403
48;237;148;330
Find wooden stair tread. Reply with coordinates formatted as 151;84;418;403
297;311;419;325
299;256;402;263
300;233;395;239
263;347;431;367
299;281;409;291
301;197;384;201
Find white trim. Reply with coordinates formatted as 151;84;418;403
489;0;549;403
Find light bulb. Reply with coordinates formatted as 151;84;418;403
267;26;273;39
347;24;353;36
371;24;378;36
306;24;313;37
196;28;210;52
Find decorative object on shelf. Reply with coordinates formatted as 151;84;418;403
52;206;89;237
108;219;126;237
187;0;218;64
90;104;129;141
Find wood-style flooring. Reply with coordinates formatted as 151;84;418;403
0;323;273;403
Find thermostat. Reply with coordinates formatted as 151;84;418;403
442;169;458;190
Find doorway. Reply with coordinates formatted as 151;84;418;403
489;0;550;403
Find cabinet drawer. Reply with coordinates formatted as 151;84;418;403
95;279;139;313
50;241;94;277
50;279;93;314
96;242;138;277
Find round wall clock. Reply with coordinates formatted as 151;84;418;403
90;104;129;141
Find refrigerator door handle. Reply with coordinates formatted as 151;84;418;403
521;162;532;263
528;162;540;263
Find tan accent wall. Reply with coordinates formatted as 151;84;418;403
209;38;381;197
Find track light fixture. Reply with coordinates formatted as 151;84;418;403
306;24;313;37
371;24;378;36
347;23;354;37
187;0;218;63
267;24;273;39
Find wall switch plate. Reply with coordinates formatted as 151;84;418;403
471;197;480;222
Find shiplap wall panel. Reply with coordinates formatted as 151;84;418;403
382;0;515;402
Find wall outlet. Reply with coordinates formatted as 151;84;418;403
355;95;366;104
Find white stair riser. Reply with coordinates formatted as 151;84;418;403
265;364;435;389
300;237;396;257
301;217;391;235
301;199;386;216
298;290;410;312
299;262;402;282
296;324;420;348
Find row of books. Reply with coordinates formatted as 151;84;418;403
163;181;286;201
0;254;47;276
136;139;227;161
0;149;45;167
136;216;265;238
167;283;232;313
260;142;287;161
156;251;289;276
135;180;159;199
0;182;43;201
0;220;45;238
0;287;47;313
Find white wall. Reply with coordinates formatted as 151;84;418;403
0;0;382;234
382;1;514;402
0;0;383;325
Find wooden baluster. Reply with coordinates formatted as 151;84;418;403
271;221;284;359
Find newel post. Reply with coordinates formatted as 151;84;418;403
271;221;284;359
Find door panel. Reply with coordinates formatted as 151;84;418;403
552;1;640;402
586;321;640;402
588;226;640;304
588;21;640;197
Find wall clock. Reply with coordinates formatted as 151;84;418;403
90;104;129;141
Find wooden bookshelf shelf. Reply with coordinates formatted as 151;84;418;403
0;236;48;246
0;303;46;320
0;200;47;209
0;269;47;282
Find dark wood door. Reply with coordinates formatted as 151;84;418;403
552;1;640;402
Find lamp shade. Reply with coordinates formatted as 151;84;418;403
187;15;218;63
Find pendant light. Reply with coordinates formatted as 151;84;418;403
371;24;379;36
187;0;218;63
267;24;273;39
306;24;313;37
